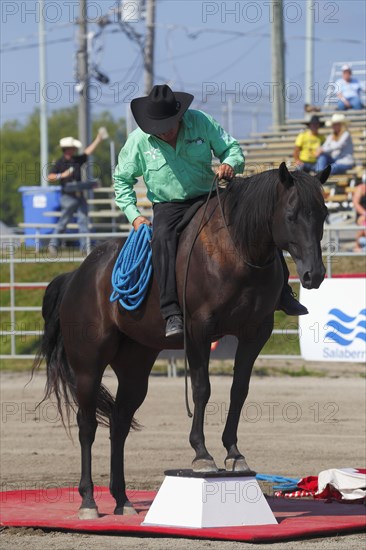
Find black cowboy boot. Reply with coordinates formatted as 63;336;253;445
165;314;184;337
278;285;308;316
277;249;308;316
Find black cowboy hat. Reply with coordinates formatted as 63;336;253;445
130;84;194;134
304;115;325;127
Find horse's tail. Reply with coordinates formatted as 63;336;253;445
32;272;115;431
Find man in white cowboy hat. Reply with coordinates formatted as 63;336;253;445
316;113;355;175
48;128;108;254
335;65;364;111
114;85;307;338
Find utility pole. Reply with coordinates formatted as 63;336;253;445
77;0;92;178
305;0;314;106
271;0;285;128
39;0;48;186
227;97;234;136
144;0;155;94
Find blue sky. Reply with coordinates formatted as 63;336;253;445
1;0;365;138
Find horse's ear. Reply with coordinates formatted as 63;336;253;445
316;165;331;184
278;162;294;189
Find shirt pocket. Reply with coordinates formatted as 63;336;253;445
185;139;211;160
145;155;167;171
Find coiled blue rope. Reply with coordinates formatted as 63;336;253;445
256;474;300;490
110;224;153;311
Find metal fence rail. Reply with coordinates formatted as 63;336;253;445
0;227;364;361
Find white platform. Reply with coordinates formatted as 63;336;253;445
143;473;278;529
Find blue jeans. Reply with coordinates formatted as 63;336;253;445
337;97;364;110
49;193;88;249
316;153;354;175
295;162;318;173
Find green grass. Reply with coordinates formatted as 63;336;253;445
151;361;327;377
275;365;326;377
0;248;79;360
0;359;36;372
1;249;365;370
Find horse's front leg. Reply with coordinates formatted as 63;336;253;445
187;337;218;472
222;318;274;472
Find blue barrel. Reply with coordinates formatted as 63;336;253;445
18;186;61;246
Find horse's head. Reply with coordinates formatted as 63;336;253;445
272;162;330;289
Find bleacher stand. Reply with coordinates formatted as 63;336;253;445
19;63;366;251
239;108;365;226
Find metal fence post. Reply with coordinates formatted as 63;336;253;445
9;238;16;356
327;229;333;279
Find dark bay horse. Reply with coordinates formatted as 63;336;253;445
34;162;330;519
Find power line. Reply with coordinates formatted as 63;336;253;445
0;37;73;53
159;33;243;65
3;10;364;55
100;51;143;97
0;20;75;51
155;21;365;44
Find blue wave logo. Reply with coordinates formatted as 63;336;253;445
325;308;366;346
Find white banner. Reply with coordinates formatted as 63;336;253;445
299;279;366;362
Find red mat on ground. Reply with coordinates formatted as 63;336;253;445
0;487;365;543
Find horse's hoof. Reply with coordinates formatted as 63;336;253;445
192;458;219;473
123;501;137;515
225;457;252;473
78;507;99;520
114;500;137;515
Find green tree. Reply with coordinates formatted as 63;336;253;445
0;107;126;226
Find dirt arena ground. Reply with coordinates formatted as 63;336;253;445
1;367;365;549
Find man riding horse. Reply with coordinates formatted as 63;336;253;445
113;85;307;337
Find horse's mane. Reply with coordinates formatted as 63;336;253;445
224;169;325;256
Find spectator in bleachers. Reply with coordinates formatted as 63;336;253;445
336;65;364;111
293;115;325;172
353;181;366;252
316;113;355;175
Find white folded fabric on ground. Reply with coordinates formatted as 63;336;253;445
316;468;366;500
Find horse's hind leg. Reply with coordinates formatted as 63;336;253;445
75;366;105;519
109;340;158;515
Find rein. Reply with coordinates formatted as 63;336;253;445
182;174;219;418
182;174;276;418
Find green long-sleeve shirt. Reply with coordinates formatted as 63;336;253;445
113;109;245;223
